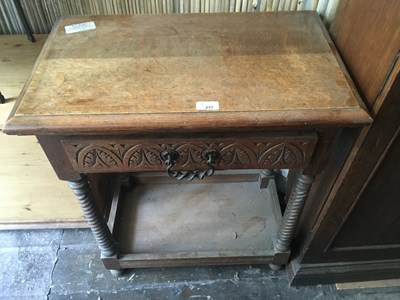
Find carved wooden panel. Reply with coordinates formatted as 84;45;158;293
62;134;317;173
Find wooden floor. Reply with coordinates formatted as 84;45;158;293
0;35;86;229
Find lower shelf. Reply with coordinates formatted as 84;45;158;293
110;174;285;268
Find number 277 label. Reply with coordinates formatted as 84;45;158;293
196;101;220;111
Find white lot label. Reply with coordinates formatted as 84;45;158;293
65;21;96;34
196;101;219;111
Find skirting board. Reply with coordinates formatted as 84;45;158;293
336;278;400;290
0;220;88;230
287;258;400;286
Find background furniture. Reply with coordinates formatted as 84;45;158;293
289;0;400;285
12;0;35;42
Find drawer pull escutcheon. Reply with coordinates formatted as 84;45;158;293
161;149;220;181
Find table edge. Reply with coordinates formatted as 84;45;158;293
3;108;372;136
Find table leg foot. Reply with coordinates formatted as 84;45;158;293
110;269;125;276
269;264;283;270
27;34;36;43
259;169;275;189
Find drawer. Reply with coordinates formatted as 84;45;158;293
62;133;317;173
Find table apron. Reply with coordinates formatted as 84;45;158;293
62;133;318;173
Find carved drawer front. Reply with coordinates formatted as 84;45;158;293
62;133;318;173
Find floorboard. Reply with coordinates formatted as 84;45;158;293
0;35;86;229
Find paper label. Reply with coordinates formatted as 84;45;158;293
65;21;96;34
196;101;219;111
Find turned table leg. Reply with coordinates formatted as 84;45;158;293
259;169;275;188
68;176;123;276
270;173;315;270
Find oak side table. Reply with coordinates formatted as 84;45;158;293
3;12;371;275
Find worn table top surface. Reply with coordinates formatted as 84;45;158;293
4;12;370;135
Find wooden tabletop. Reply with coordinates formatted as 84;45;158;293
4;12;371;135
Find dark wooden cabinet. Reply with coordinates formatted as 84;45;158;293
333;133;400;249
289;0;400;285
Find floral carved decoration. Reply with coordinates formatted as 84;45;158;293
64;138;316;172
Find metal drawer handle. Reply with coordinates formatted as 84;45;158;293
160;149;220;181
